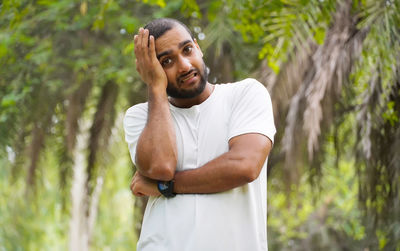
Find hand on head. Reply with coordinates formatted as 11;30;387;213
134;28;168;90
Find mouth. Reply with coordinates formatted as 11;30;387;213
179;70;198;85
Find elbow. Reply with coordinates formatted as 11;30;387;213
241;162;261;183
148;165;175;181
244;169;259;183
136;154;176;180
143;161;176;181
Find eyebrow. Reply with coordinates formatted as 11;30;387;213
156;39;193;60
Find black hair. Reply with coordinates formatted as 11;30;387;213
144;18;194;40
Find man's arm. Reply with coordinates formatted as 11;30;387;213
174;133;272;193
130;133;272;196
133;28;177;181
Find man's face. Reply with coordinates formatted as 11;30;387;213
155;25;207;99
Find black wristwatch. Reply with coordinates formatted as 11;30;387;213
157;180;176;198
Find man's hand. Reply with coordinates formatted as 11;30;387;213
134;28;167;90
130;171;161;197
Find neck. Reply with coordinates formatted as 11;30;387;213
169;82;214;108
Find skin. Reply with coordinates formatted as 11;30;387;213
130;24;273;197
133;27;178;182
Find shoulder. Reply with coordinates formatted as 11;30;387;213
219;78;267;92
124;102;148;124
238;78;268;92
218;78;270;99
125;102;148;115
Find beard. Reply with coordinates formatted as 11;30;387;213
166;62;208;99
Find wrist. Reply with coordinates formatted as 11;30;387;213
148;84;167;98
157;180;176;198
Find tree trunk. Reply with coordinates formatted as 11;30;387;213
69;124;103;251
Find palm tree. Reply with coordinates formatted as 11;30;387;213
243;0;400;248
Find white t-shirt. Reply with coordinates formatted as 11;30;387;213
124;78;276;251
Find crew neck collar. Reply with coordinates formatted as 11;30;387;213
169;84;218;111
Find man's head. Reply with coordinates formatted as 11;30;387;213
143;18;208;99
144;18;194;41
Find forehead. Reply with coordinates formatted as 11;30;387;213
155;25;193;54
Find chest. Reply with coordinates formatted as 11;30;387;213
171;100;231;171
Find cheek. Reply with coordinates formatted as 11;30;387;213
193;55;203;67
164;68;177;83
194;60;203;71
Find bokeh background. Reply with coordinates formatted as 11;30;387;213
1;0;399;250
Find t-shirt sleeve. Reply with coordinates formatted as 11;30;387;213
123;104;148;165
228;78;276;143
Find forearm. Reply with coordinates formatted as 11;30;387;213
136;87;177;181
173;154;249;194
174;134;271;194
175;155;266;194
130;151;251;197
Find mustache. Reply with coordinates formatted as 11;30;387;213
177;69;197;83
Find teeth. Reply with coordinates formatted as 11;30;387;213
181;72;195;82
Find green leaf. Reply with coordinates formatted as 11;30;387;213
1;94;17;108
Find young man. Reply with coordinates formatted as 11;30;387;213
124;18;276;251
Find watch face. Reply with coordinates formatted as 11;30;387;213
158;180;175;198
158;182;168;191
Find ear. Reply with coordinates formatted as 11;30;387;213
194;38;203;57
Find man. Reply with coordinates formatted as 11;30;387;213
124;18;276;251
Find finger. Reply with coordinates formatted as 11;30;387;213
131;184;140;196
149;35;156;60
130;176;137;191
137;27;143;43
137;28;145;58
144;29;150;48
134;30;139;45
142;28;149;46
142;29;150;61
139;28;147;50
131;172;137;183
133;35;138;53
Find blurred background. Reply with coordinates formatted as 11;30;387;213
0;0;399;250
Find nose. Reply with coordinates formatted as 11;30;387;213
177;55;191;73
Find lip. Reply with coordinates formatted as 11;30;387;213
179;71;198;86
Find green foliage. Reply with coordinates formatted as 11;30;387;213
0;155;69;251
232;0;335;73
0;129;137;250
268;115;368;250
383;101;399;126
1;0;399;250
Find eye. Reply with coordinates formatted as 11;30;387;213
161;58;172;67
183;45;193;54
